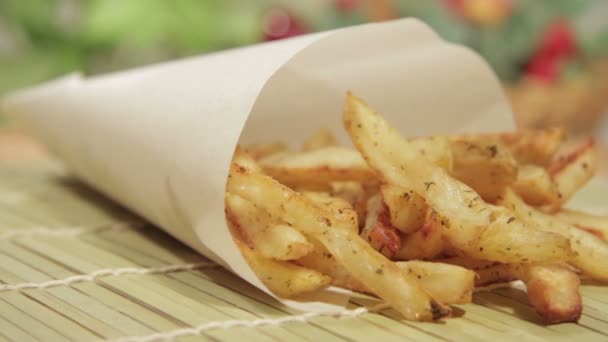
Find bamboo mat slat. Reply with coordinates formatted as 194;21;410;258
1;158;608;341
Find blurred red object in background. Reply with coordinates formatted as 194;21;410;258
262;8;309;41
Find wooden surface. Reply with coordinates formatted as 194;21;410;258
1;132;608;341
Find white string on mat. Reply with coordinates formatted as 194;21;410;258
0;220;144;240
0;261;218;292
111;302;391;342
110;281;528;342
473;280;527;293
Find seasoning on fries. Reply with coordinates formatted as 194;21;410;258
225;92;606;324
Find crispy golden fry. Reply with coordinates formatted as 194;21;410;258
500;188;608;281
302;191;358;234
395;210;444;261
511;164;559;206
302;128;338;151
465;128;565;166
450;139;518;201
474;262;582;324
555;209;608;241
300;245;475;305
409;137;453;171
396;261;475;304
246;142;288;160
258;146;375;190
524;264;582;324
381;184;426;234
236;240;331;298
226;193;313;260
547;139;597;210
227;162;449;320
296;237;368;293
343;93;570;264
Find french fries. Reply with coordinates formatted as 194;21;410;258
547;139;598;210
296;237;368;293
474;262;582;324
524;264;582;324
258;146;374;190
449;139;518;201
380;184;427;234
226;92;606;324
499;188;608;281
408;136;454;171
236;240;331;297
343;93;570;264
226;193;313;260
227;161;449;320
511;164;560;206
470;128;565;166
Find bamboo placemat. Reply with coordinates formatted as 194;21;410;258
1;147;608;341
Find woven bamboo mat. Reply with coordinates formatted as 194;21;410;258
1;140;608;341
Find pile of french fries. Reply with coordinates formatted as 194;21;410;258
225;92;608;323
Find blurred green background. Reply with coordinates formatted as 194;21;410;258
1;0;607;130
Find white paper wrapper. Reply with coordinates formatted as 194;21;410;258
1;19;515;312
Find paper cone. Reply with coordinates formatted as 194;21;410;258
1;18;514;312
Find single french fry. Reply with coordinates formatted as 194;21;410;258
523;264;582;324
547;139;598;210
463;128;566;166
381;184;426;234
236;240;331;298
396;261;475;305
227;162;449;320
258;146;375;190
226;193;313;260
555;209;608;241
450;139;518;201
343;93;571;264
300;243;475;305
500;188;608;281
511;164;560;206
409;136;454;171
474;262;582;324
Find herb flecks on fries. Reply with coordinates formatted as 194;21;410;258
225;92;605;324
